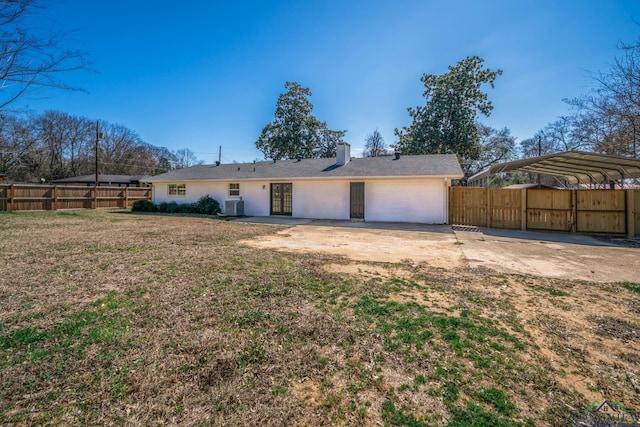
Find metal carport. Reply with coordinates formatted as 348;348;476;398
469;151;640;187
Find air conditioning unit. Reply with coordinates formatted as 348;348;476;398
225;199;244;216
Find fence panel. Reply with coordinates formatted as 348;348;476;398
0;184;151;211
449;187;487;226
526;190;572;231
96;187;125;209
489;189;521;229
57;186;94;210
450;187;636;235
125;187;152;207
576;190;626;234
11;185;54;211
635;190;640;236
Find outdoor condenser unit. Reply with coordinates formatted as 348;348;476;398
224;199;244;216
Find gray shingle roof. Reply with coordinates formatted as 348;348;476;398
144;154;463;182
52;174;143;184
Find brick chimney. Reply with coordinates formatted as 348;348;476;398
336;142;351;166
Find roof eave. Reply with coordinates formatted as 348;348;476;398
144;174;463;183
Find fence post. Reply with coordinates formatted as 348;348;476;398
571;190;578;233
52;185;57;211
520;189;527;231
93;186;97;209
627;189;635;238
486;188;492;228
8;184;14;212
124;187;129;208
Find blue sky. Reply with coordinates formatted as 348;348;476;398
17;0;640;163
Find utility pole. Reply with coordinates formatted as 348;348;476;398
95;121;104;186
537;135;542;188
95;121;99;187
218;145;222;164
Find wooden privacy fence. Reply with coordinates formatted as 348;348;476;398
0;184;152;212
449;187;640;237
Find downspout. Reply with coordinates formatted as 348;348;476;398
444;178;449;224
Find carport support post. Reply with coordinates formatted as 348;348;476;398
627;189;635;238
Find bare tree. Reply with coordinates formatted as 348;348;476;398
363;129;388;157
0;114;38;180
1;110;182;182
173;148;203;169
0;0;89;110
557;36;640;158
99;122;147;174
34;111;94;180
470;124;517;174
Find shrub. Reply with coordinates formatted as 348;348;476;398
131;200;157;212
133;195;220;216
157;202;171;213
195;195;221;215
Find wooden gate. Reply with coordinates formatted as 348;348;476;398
449;187;638;236
449;187;522;229
526;190;572;231
576;190;626;234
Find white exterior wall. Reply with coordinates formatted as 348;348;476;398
151;177;450;223
365;179;447;223
152;180;271;216
292;180;350;220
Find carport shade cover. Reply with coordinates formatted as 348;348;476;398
468;151;640;185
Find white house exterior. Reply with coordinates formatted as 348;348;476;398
144;143;463;224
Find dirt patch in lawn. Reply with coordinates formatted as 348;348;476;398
242;224;464;268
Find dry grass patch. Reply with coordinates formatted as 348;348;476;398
1;210;638;426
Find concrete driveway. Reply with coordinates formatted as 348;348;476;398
235;217;640;283
453;226;640;283
236;217;463;268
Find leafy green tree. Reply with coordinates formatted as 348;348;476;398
394;56;502;176
316;125;347;158
255;81;346;160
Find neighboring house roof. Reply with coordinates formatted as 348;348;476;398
503;183;556;189
144;154;463;182
52;174;144;184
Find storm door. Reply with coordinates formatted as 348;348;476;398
350;182;365;219
270;183;292;215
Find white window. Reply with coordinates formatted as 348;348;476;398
168;184;186;196
228;183;240;197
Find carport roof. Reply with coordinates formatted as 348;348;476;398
468;151;640;185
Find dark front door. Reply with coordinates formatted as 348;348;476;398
350;182;364;219
270;183;292;215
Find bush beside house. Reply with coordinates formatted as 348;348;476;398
132;195;221;215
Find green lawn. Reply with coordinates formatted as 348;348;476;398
0;210;638;426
